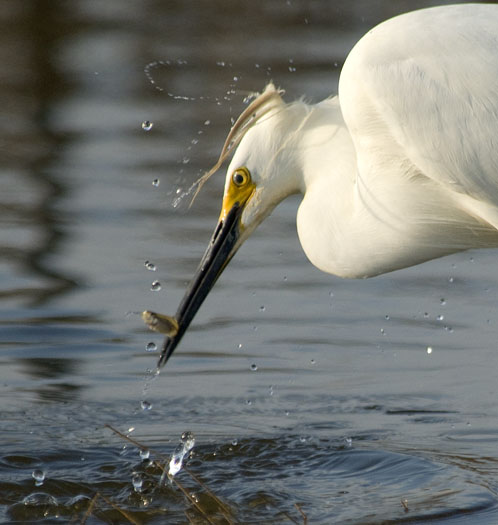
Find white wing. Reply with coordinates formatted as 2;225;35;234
339;4;498;212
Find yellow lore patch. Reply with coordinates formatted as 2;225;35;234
218;167;255;225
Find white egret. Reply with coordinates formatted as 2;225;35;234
144;4;498;366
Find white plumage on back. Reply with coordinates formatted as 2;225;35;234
225;4;498;278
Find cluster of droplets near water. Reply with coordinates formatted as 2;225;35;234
139;363;161;414
129;432;195;494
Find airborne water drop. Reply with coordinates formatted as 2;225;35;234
32;469;45;486
141;400;152;410
146;342;157;352
144;260;156;271
142;120;153;131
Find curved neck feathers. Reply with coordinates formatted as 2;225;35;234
291;99;498;278
257;97;355;200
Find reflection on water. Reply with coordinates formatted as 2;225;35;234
19;357;83;403
1;2;77;307
2;0;498;523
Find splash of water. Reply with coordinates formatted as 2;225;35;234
163;431;196;480
172;180;200;209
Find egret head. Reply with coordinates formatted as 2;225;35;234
149;84;305;367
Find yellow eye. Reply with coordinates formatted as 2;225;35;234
232;167;251;187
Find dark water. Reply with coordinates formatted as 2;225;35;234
2;1;498;523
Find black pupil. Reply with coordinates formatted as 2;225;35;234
234;173;245;185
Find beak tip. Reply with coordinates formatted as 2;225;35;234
157;336;176;368
150;201;244;368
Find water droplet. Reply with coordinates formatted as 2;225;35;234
449;276;454;283
437;314;444;321
127;427;135;434
132;473;143;492
141;400;152;410
146;342;157;352
426;346;433;355
151;281;161;292
310;359;316;365
32;469;45;486
385;315;390;320
142;120;153;131
246;399;252;405
380;328;385;335
424;312;429;318
231;438;238;446
181;431;195;452
250;363;258;371
243;93;258;104
440;298;446;306
344;437;353;448
167;453;182;478
144;260;156;271
204;120;211;126
237;343;243;349
259;305;266;312
139;449;150;460
152;178;160;187
269;385;274;396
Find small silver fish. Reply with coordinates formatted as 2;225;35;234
142;310;179;337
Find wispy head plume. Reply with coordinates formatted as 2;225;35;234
188;83;284;206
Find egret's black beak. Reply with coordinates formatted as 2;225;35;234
143;167;255;367
151;203;243;368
